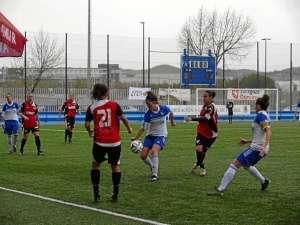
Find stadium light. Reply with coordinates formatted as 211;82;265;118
262;38;271;88
140;22;145;87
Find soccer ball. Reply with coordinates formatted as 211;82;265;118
130;140;143;153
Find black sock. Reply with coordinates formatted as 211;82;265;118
91;170;100;194
112;172;121;196
197;152;206;169
35;136;41;151
20;138;27;150
69;132;73;141
65;129;69;141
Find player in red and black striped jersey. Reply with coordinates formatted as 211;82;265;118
85;84;132;202
19;93;43;156
185;90;218;176
58;94;81;143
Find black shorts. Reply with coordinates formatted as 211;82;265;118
23;127;40;134
195;133;216;152
65;116;75;128
92;143;121;165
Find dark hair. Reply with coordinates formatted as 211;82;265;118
145;91;158;103
256;94;269;110
205;90;216;98
91;83;108;100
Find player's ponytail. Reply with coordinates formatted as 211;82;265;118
256;94;270;110
145;91;159;104
91;83;108;100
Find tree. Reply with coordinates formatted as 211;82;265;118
12;30;64;93
177;7;256;67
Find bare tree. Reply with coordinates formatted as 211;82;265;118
11;30;64;93
177;7;256;67
27;30;64;92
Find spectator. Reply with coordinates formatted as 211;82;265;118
226;100;234;124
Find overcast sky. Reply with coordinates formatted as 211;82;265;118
1;0;300;70
2;0;300;41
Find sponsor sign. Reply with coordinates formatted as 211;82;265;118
158;88;191;101
227;89;264;101
128;87;151;100
168;105;250;116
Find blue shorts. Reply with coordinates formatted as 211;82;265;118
143;135;166;150
236;146;264;167
4;120;19;135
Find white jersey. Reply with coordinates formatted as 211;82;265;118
250;110;271;154
1;101;19;121
142;104;171;137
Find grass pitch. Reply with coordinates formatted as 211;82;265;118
0;121;299;225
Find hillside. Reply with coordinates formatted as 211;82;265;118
122;64;180;74
123;64;300;80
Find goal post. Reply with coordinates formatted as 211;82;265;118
195;88;279;121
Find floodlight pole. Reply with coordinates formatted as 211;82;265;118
140;22;145;87
262;38;271;88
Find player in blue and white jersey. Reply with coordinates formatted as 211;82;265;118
131;91;176;181
1;93;20;153
208;94;271;196
292;100;300;125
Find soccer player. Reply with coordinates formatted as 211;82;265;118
185;90;218;176
208;94;271;196
131;91;176;181
85;84;133;202
292;100;300;125
58;94;81;143
1;93;20;153
226;100;234;124
19;93;44;156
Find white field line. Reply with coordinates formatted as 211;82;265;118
0;186;168;225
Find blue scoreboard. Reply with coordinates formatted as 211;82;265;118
181;49;216;86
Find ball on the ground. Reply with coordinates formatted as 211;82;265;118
130;140;143;153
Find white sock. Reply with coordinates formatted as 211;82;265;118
13;134;18;147
7;135;12;150
151;154;159;176
245;166;265;183
218;164;237;191
143;157;153;169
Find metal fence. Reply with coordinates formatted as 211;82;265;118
1;32;300;87
1;87;300;113
1;32;300;111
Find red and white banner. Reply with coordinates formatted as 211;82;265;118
0;41;24;57
0;12;27;57
227;89;264;101
128;87;151;100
